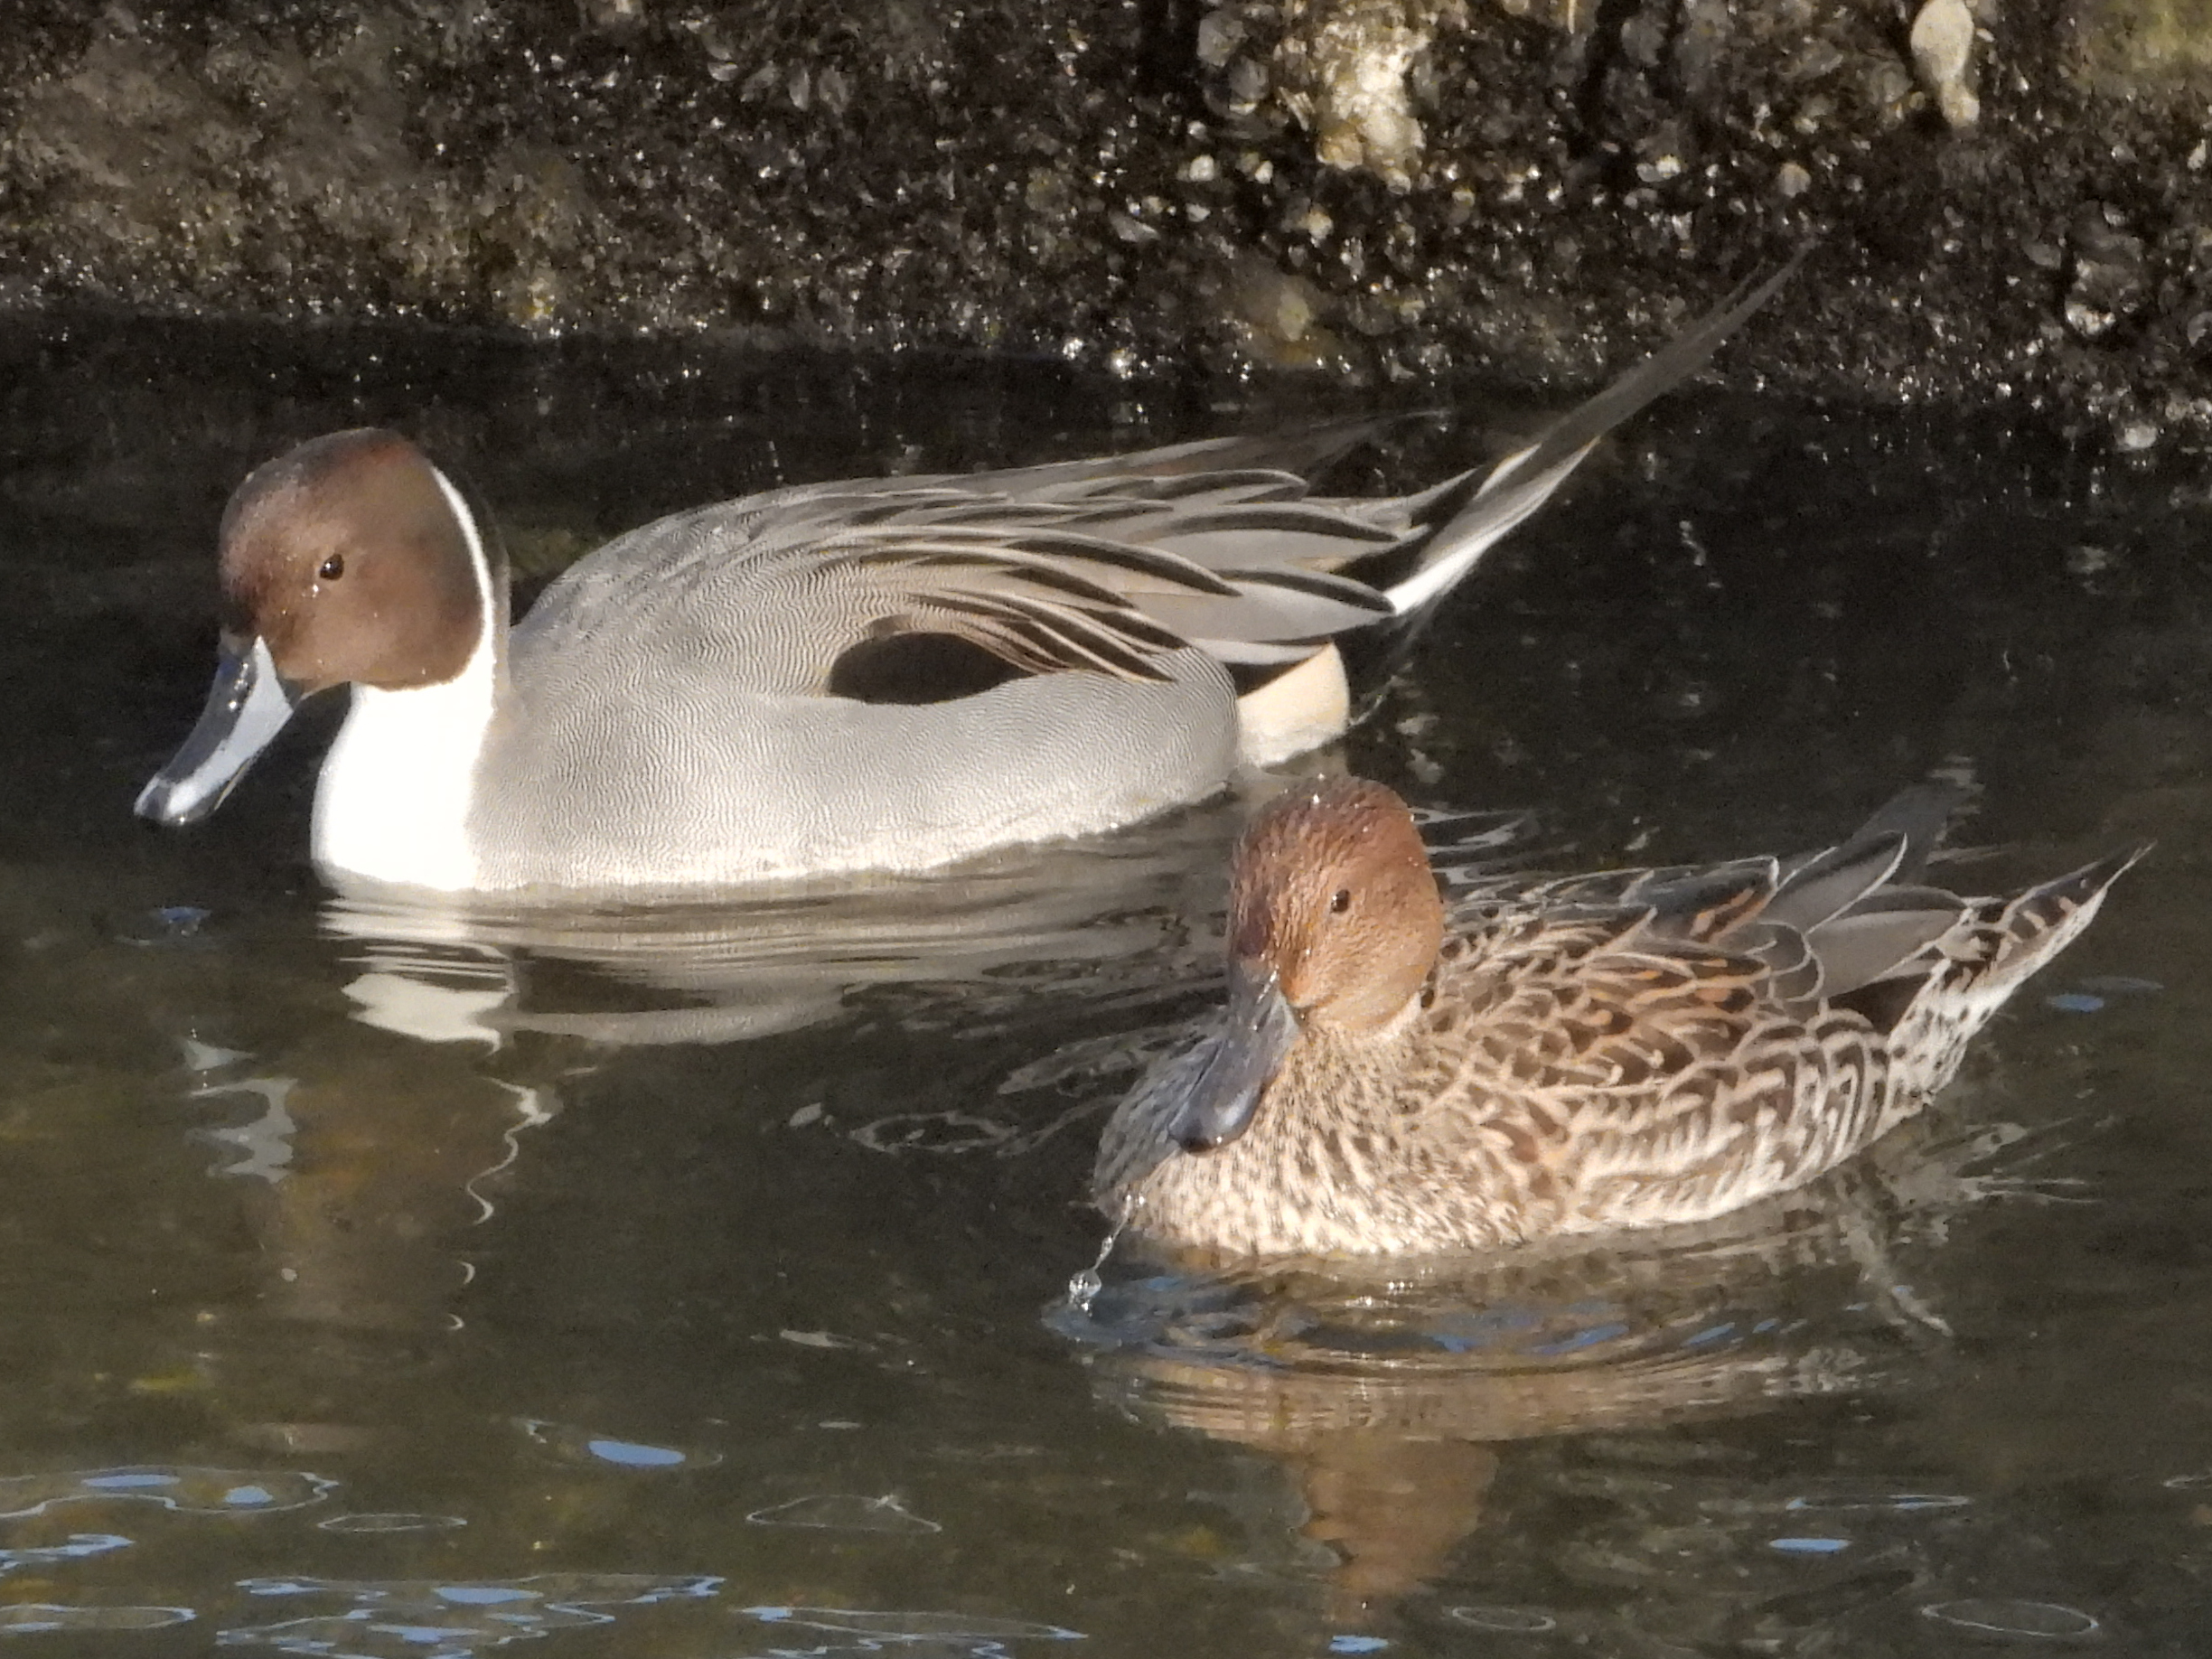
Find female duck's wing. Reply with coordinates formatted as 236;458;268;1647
1420;895;1907;1231
1476;779;1977;1015
1425;782;2136;1227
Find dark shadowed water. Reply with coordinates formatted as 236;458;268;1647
2;314;2209;1656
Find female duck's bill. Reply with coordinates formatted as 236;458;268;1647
131;261;1800;894
1168;960;1300;1152
1095;776;2145;1259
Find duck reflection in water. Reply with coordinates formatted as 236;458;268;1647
315;796;1261;1048
1067;1119;2047;1626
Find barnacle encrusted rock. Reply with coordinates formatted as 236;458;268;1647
3;0;2212;445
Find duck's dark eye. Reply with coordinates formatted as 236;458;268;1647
318;553;345;581
1329;888;1352;914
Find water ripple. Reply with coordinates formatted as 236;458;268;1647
0;1604;195;1634
0;1533;131;1574
317;1514;468;1535
225;1574;722;1657
849;1111;1019;1156
1920;1598;2102;1639
741;1606;1083;1645
0;1466;335;1519
1784;1491;1972;1514
517;1419;721;1471
1446;1606;1556;1633
746;1494;942;1533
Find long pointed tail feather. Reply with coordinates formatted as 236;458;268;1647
1385;249;1808;618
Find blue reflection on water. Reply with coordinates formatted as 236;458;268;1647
0;1466;335;1519
225;1574;724;1657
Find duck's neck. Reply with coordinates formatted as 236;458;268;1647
312;469;507;892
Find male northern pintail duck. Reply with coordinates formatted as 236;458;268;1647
136;269;1793;895
1095;778;2142;1258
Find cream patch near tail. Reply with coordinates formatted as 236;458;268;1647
1234;645;1352;768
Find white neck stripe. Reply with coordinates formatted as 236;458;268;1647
308;464;501;892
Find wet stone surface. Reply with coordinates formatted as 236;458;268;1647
4;1;2212;450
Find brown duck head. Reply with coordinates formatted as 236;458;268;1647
135;429;490;827
1171;777;1446;1152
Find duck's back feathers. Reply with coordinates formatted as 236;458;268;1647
524;263;1800;735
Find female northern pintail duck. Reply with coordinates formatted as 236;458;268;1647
136;270;1793;894
1095;778;2142;1258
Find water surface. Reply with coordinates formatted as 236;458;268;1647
1;316;2207;1654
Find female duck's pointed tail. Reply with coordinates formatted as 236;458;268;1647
1878;841;2149;1109
1982;842;2151;991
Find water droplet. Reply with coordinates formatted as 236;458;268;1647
1065;1214;1125;1315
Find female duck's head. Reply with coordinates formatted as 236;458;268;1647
1170;776;1445;1152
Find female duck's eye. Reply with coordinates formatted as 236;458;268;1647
1329;888;1352;914
318;553;345;581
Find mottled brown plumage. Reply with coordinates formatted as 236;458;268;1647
1094;779;2143;1258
